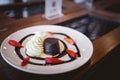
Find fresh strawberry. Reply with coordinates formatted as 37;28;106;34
8;40;23;48
66;49;78;58
64;38;75;45
47;32;54;36
21;56;30;66
45;57;64;64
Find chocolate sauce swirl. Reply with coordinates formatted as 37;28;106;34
15;33;80;65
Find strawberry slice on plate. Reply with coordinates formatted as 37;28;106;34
45;57;64;64
21;56;30;66
8;40;23;48
66;49;78;59
64;38;75;45
47;32;54;36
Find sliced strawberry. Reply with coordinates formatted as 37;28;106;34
66;49;78;58
21;56;30;66
47;32;54;36
8;40;23;48
45;57;64;64
64;38;75;45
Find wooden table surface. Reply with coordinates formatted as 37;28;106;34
0;0;120;80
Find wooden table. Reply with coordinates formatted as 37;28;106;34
0;0;120;80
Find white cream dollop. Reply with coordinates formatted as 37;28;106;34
26;32;51;58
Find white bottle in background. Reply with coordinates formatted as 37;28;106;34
74;0;84;3
44;0;63;20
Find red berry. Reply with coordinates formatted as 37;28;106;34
45;57;64;64
21;57;30;66
8;40;23;48
64;38;75;45
66;49;78;58
47;32;54;36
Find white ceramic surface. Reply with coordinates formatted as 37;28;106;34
0;25;93;74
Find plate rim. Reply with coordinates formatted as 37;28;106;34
0;25;93;74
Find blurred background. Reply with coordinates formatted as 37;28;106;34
0;0;120;80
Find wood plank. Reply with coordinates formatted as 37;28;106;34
70;27;120;80
0;13;16;33
91;10;120;23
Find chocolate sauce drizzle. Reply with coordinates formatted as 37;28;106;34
15;33;80;65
